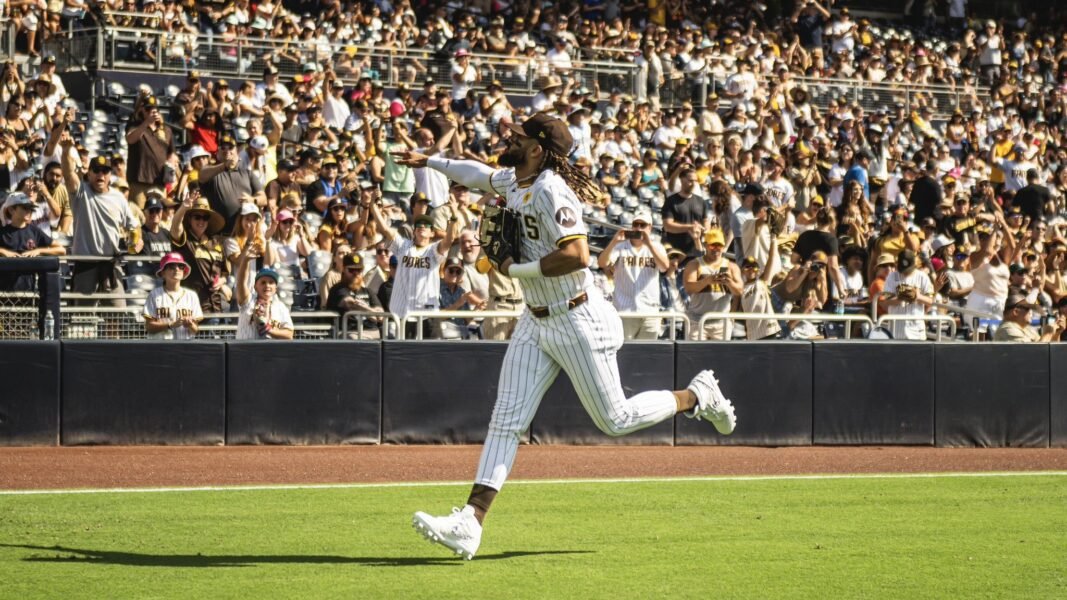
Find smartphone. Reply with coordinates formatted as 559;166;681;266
625;230;641;240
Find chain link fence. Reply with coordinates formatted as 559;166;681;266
0;292;40;340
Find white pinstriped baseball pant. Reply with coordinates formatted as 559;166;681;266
475;293;678;490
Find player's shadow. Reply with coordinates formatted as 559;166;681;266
0;544;592;568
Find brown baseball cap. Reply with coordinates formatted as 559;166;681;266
503;112;573;156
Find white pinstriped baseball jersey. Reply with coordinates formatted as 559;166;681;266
606;240;663;312
387;237;445;320
488;168;590;308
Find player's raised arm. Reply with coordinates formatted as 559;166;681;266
391;150;505;195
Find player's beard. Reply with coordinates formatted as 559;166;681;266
498;143;526;167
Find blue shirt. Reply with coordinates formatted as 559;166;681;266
843;165;870;200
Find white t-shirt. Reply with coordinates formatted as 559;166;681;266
451;62;477;100
237;293;293;340
388;237;445;320
143;286;204;340
762;177;795;210
608;240;663;312
838;268;868;304
740;279;781;340
884;269;933;340
414;147;450;208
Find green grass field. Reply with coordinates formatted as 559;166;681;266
1;474;1065;599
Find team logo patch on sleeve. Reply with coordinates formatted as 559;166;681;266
555;207;577;227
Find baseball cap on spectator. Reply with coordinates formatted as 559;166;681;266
218;134;236;148
88;156;112;172
444;256;464;270
389;100;406;118
413;214;434;228
664;245;685;259
454;48;471;58
239;202;262;218
1;192;32;220
249;136;269;151
503;112;573;156
810;250;829;265
704;228;726;247
897;249;917;272
412;192;431;205
1009;263;1028;276
632;207;653;225
742;182;764;197
1005;290;1039;311
325;198;347;213
741;256;759;269
186;145;211;162
255;267;280;284
278;159;297;172
343;254;364;271
156;252;191;277
276;209;295;223
931;234;955;253
264;65;279;77
321;154;339;167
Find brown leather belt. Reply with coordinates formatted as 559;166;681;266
529;292;588;319
492;296;522;303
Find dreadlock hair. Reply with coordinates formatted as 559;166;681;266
542;150;608;206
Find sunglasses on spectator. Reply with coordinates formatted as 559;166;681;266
446;267;464;275
279;219;294;224
163;264;183;271
414;223;433;229
330;205;346;211
955;199;968;206
219;144;236;150
345;267;361;274
375;248;389;255
190;214;210;221
90;167;111;174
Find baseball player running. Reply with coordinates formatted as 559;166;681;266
393;113;737;560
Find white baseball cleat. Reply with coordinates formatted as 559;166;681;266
412;505;482;560
687;369;736;435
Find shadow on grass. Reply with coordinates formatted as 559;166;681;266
0;544;592;568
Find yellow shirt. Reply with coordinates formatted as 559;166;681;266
991;140;1014;183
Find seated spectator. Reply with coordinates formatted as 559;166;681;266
438;256;483;339
0;192;65;291
234;240;293;340
993;289;1065;342
327;253;384;339
143;252;202;339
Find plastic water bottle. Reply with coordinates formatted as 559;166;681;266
43;310;55;341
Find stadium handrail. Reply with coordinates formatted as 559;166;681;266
340;309;403;339
697;311;874;341
876;314;957;341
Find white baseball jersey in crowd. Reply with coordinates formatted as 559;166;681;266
387;237;445;320
606;240;663;312
428;157;679;491
143;286;203;340
236;294;294;340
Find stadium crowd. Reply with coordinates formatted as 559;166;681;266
2;1;1067;341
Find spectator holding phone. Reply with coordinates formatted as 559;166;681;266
234;237;294;340
125;95;175;211
143;252;202;339
598;207;669;339
684;228;741;340
993;288;1065;342
739;237;782;340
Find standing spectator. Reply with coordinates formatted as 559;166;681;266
125;95;175;210
198;133;265;232
135;191;174;255
169;192;229;313
739;238;782;340
1013;169;1052;222
967;218;1015;320
993;289;1064;342
41;161;72;236
450;49;480;112
234;240;294;340
224;203;273;296
598;207;669;340
881;249;935;340
61;152;141;301
369;204;456;339
0;192;65;291
661;168;707;258
268;208;313;278
143;252;202;339
684;228;741;340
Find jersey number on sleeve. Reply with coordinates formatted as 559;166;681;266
524;215;540;240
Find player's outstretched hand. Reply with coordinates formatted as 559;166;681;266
391;149;430;168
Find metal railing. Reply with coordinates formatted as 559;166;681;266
931;302;1003;342
697;311;874;341
340;309;402;340
404;309;522;340
42;26;638;96
617;310;690;340
876;314;958;341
